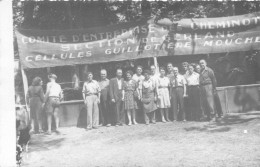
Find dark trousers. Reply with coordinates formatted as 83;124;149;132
187;86;201;121
171;87;185;121
214;93;223;117
99;99;112;125
114;100;125;125
200;84;215;120
144;111;156;124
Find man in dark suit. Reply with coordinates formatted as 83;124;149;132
99;69;112;127
109;68;125;126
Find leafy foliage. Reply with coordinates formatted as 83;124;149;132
13;1;260;89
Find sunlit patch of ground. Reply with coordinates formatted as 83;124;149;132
23;111;260;167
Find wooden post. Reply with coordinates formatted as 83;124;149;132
21;68;29;110
153;56;160;74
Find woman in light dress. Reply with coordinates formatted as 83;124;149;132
157;67;171;122
124;70;138;126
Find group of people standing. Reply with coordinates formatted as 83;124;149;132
26;59;221;133
83;59;221;130
26;74;62;135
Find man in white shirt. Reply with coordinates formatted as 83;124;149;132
185;64;201;121
82;72;101;130
45;74;62;135
132;65;144;98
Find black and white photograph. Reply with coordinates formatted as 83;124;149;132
0;0;260;166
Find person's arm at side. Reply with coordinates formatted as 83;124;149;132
209;69;217;91
82;82;86;104
183;77;187;97
169;82;172;100
97;81;101;104
26;88;30;106
139;80;143;100
59;86;64;101
44;83;51;103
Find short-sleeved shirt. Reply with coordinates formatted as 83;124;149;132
185;72;200;86
47;82;62;97
169;74;186;87
132;74;145;89
82;80;101;95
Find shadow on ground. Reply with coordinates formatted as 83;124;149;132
29;137;66;152
184;111;260;133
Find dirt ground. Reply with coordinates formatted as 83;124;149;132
22;111;260;167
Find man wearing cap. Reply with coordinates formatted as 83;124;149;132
199;59;217;121
45;73;62;135
82;72;101;130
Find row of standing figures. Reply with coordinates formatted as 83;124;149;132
25;59;223;134
83;59;223;130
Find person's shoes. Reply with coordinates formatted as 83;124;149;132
106;124;111;127
38;129;44;134
128;123;132;126
85;127;92;131
29;129;35;134
162;119;166;123
133;121;138;125
115;124;119;127
45;131;51;135
183;120;187;122
54;129;60;134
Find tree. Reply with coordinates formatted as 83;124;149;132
13;1;260;88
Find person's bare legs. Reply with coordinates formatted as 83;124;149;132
165;108;170;122
30;119;35;133
132;109;137;125
53;107;59;131
127;110;132;125
38;119;43;133
160;109;166;122
47;113;52;134
36;111;43;133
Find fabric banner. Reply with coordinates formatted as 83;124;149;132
16;12;260;69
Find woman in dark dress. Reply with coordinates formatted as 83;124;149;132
124;70;138;126
26;77;45;133
141;70;158;125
